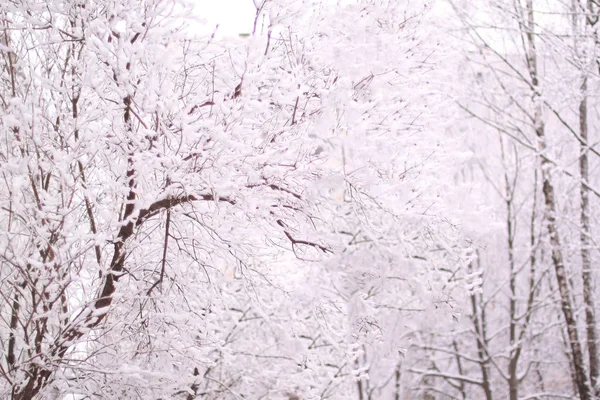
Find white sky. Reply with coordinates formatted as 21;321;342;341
193;0;256;36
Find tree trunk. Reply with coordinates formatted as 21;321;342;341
579;73;599;396
500;138;519;400
469;260;493;400
394;362;402;400
580;1;600;393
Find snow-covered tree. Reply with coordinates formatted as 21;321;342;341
0;0;465;398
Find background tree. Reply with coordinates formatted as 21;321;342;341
409;0;600;398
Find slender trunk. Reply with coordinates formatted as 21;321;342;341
579;73;599;395
469;261;493;400
524;1;592;399
541;144;591;400
500;138;519;400
514;168;539;388
452;340;468;400
356;355;365;400
580;1;600;393
394;361;402;400
507;215;519;400
7;291;20;370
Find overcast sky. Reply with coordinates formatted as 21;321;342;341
194;0;256;36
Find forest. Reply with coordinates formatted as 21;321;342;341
1;0;599;399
